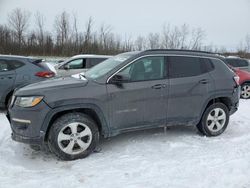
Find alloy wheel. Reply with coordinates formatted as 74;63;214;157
206;108;226;133
57;122;92;155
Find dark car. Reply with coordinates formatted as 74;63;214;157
225;57;250;72
7;50;240;160
55;54;111;76
0;55;55;109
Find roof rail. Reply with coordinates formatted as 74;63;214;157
144;49;214;54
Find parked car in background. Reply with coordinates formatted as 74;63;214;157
7;49;240;160
0;55;55;109
56;54;111;76
232;67;250;99
225;57;250;72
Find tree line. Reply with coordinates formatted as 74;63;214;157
0;8;249;58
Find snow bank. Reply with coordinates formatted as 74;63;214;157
0;100;250;188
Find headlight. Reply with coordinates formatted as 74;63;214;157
15;96;44;108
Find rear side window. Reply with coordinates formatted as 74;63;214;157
168;56;210;78
226;59;249;67
88;58;107;68
0;59;24;72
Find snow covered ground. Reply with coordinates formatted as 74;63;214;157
0;100;250;188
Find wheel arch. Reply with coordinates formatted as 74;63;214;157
42;104;109;142
199;96;233;123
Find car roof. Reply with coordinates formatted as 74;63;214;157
138;49;222;59
0;54;31;60
71;54;112;59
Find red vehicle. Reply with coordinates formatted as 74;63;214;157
233;68;250;99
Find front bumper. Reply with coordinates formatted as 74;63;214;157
7;100;51;146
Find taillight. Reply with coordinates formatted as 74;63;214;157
233;75;240;86
35;71;55;78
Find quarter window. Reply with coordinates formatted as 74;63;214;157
118;56;165;82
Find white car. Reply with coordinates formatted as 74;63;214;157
56;54;112;76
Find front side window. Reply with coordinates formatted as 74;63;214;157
118;56;165;82
168;56;207;78
67;59;86;69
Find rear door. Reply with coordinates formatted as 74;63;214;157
107;56;169;131
0;59;16;105
166;56;214;125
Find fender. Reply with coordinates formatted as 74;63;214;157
41;103;110;141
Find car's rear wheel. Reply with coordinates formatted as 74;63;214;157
48;113;99;160
197;103;229;136
241;83;250;99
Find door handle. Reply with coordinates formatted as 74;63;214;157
151;84;163;89
199;79;209;84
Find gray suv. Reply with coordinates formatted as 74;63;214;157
0;55;55;109
7;50;240;160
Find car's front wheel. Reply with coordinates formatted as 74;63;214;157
241;83;250;99
197;103;229;136
48;113;99;160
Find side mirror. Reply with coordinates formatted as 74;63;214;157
64;64;70;70
110;73;130;84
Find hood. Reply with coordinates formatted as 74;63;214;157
15;77;88;96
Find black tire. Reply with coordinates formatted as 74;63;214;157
48;113;99;160
241;83;250;99
196;103;229;136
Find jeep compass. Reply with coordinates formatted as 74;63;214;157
7;50;240;160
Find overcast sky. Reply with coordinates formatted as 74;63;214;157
0;0;250;50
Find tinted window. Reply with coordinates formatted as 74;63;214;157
226;59;249;67
88;58;107;68
200;58;214;72
168;56;208;78
237;59;249;67
0;59;24;72
118;56;165;82
0;60;9;72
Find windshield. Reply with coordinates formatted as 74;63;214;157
85;52;138;79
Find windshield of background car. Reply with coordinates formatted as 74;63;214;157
85;52;138;79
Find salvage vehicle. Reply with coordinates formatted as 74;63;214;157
7;50;240;160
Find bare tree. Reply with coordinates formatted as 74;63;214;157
189;28;205;50
8;8;30;49
134;35;146;51
245;34;250;52
83;17;94;51
35;11;45;54
54;11;70;46
147;33;160;49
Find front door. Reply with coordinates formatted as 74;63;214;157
107;56;169;131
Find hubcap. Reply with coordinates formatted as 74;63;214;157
57;122;92;155
241;85;250;99
206;108;226;133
